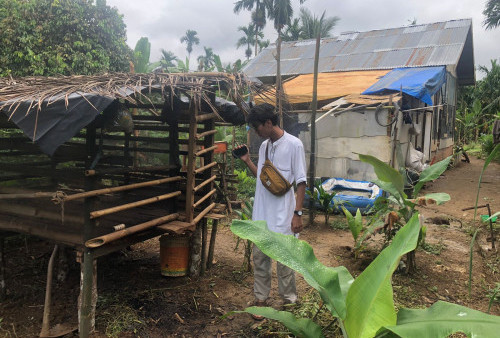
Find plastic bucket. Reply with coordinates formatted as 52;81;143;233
160;235;190;277
214;141;228;154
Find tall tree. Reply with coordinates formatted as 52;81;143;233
237;24;263;60
266;0;307;125
478;59;500;115
0;0;132;76
197;46;215;71
233;0;268;56
299;8;339;40
483;0;500;30
180;29;200;63
133;37;151;73
159;49;178;69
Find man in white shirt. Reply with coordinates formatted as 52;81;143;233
235;103;307;318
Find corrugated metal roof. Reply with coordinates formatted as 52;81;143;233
242;18;474;84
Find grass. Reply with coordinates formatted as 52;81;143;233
97;294;146;338
420;239;446;255
329;216;349;230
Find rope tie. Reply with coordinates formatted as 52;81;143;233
52;191;67;225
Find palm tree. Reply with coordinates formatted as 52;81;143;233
237;24;263;60
483;0;500;30
265;0;307;125
159;49;178;69
234;0;268;56
258;39;270;52
197;46;215;71
282;17;302;41
180;29;200;63
299;8;339;40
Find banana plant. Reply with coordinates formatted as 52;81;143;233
306;182;337;225
231;216;500;337
356;154;451;272
342;206;384;258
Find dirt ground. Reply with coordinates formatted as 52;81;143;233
0;156;499;337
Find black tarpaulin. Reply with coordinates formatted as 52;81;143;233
1;93;114;156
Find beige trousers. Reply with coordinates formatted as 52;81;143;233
252;245;297;303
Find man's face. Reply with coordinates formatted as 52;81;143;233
252;119;273;138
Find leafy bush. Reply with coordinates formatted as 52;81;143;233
480;133;500;161
234;169;256;199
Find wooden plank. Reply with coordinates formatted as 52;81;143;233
157;221;195;234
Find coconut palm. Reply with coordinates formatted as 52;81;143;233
159;49;178;69
483;0;500;30
265;0;307;125
180;29;200;63
237;24;263;60
197;46;215;71
233;0;268;56
299;8;339;40
282;17;302;41
258;39;270;52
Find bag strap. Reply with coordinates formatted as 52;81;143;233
265;139;270;161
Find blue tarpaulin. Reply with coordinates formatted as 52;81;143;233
361;66;446;105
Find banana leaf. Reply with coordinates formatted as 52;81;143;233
423;192;451;205
413;156;452;195
245;306;324;338
359;154;404;195
231;220;354;318
344;213;421;338
379;301;500;338
342;207;362;241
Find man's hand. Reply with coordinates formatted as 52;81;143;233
291;214;303;233
234;144;257;176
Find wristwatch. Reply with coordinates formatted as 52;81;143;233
294;210;303;216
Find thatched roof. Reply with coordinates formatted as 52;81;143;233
0;72;267;116
0;72;271;155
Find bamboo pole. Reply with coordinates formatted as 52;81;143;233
195;145;217;157
194;161;217;174
194;175;217;192
64;176;183;202
193;189;216;209
0;192;55;200
196;129;217;139
85;213;179;248
90;191;181;219
191;202;216;225
196;113;217;122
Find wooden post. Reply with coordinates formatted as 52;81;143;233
206;219;218;270
185;104;198;223
308;29;321;226
200;219;208;276
0;236;5;300
79;249;96;338
79;125;97;336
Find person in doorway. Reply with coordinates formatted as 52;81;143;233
234;103;307;320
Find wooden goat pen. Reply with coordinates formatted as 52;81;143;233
0;73;259;337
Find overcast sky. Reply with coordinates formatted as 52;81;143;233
106;0;499;78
